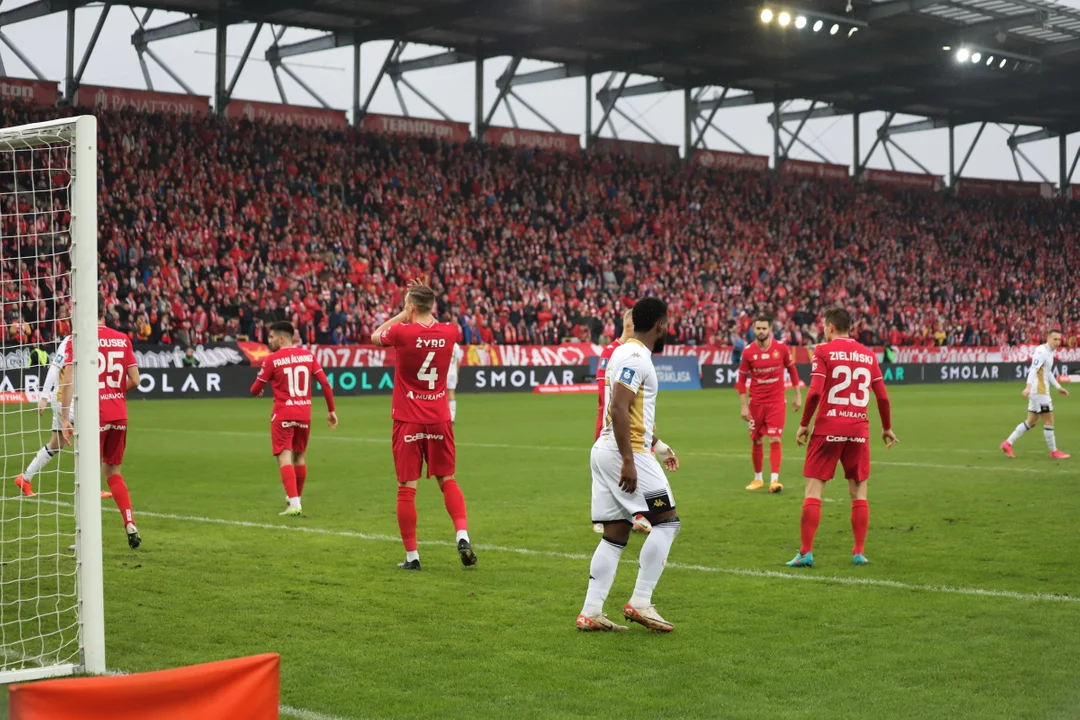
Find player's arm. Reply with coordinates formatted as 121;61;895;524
1023;353;1042;397
39;360;61;415
312;359;338;428
370;312;406;347
871;365;898;448
250;364;271;397
123;342;139;392
785;347;803;411
609;382;638;493
651;434;679;472
797;351;827;446
58;364;74;442
736;352;751;422
1046;359;1068;395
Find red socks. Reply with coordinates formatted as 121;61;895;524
439;479;469;532
800;498;822;555
107;474;134;526
397;485;418;552
769;442;782;474
280;465;297;499
751;443;764;474
295;465;308;497
851;499;869;556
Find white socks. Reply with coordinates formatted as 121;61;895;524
288;497;301;509
406;550;420;562
1044;426;1057;452
450;400;457;422
24;445;58;482
753;472;763;481
1007;421;1032;445
581;538;626;616
770;473;779;483
456;530;470;543
630;520;681;607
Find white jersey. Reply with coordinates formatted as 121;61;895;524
41;335;71;403
450;343;464;375
596;338;657;453
1026;344;1061;396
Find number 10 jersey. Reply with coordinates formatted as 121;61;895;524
255;346;329;422
808;337;885;439
379;321;458;424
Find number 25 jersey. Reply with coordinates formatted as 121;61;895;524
808;337;885;438
379;321;458;424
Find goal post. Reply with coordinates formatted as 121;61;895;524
0;115;103;682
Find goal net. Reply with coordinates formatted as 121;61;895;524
0;116;103;682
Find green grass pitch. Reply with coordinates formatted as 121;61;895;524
0;384;1078;720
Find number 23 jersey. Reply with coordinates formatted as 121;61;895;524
808;337;885;438
379;321;458;424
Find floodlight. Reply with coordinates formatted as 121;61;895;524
956;48;970;62
761;8;774;23
971;52;981;63
778;11;791;26
830;23;839;34
986;55;994;65
999;58;1007;68
848;27;858;37
795;15;807;28
814;20;823;31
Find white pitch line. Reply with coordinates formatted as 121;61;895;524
54;500;1080;605
136;428;1075;475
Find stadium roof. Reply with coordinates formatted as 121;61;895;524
104;0;1080;130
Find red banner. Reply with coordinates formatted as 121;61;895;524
484;126;580;153
892;345;1080;364
692;149;770;172
781;158;849;181
361;113;470;143
955;178;1053;198
75;85;210;117
1071;185;1080;201
594;138;680;164
863;168;942;192
227;100;347;129
0;77;57;106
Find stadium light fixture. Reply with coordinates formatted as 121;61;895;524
971;51;981;63
999;58;1007;68
956;48;970;62
795;15;807;28
986;55;994;65
778;11;791;26
830;23;839;34
761;8;773;23
942;45;951;51
848;27;858;37
814;20;823;31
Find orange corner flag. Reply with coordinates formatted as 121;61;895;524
10;653;280;720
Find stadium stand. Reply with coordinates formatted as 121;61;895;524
1;104;1077;349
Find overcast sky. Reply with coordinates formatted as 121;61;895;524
2;0;1078;183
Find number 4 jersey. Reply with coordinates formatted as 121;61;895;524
253;346;333;421
379;321;458;424
804;337;891;438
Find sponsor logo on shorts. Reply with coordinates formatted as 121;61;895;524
644;490;673;511
280;421;309;429
404;433;445;442
101;423;127;432
825;436;867;443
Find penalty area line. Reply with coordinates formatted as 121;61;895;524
50;500;1080;606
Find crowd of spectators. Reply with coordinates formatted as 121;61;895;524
1;102;1077;350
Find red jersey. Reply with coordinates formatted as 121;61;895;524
251;346;334;421
64;325;137;423
736;340;797;405
380;321;458;424
595;339;622;440
801;338;891;438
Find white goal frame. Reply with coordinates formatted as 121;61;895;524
0;116;104;682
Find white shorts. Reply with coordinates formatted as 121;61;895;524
590;446;675;523
447;371;458;391
1028;393;1054;414
50;402;74;432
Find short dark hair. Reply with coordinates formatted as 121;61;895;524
269;321;295;336
98;293;107;320
407;285;436;314
754;314;773;326
823;307;852;333
632;297;668;334
1048;328;1063;336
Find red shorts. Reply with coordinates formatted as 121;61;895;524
803;434;871;483
749;401;786;441
100;422;127;466
271;418;311;456
392;421;455;483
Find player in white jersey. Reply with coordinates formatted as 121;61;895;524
577;298;681;634
447;342;464;423
14;336;75;497
1002;329;1070;459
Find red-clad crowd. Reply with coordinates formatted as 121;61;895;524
1;103;1077;349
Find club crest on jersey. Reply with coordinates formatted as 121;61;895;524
620;367;636;384
599;358;609;369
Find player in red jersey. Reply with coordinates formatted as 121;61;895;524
737;315;802;493
250;321;338;517
60;295;143;548
787;307;898;568
372;283;476;571
596;309;634;440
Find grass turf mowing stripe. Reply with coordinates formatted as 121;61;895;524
43;500;1080;605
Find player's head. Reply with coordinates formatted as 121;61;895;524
620;308;635;340
1047;329;1063;350
268;321;295;351
632;297;669;353
753;314;773;343
404;285;436;321
97;293;107;323
822;307;853;341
